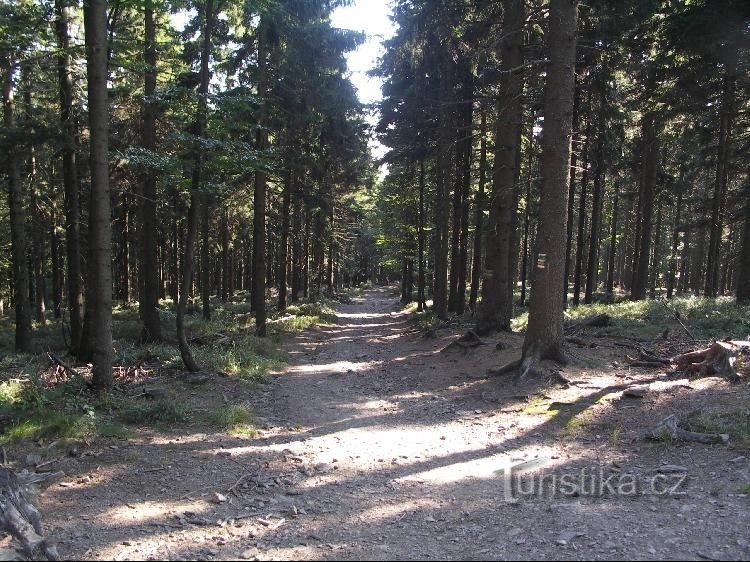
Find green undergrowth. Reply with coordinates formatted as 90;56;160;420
0;291;339;445
686;407;750;449
0;376;259;444
512;295;750;340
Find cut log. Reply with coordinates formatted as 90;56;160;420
644;414;729;445
0;468;62;560
672;340;750;381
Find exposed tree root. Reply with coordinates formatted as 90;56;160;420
489;354;570;387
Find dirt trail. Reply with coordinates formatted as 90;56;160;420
38;288;750;560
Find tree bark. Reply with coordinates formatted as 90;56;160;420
3;59;33;352
736;184;750;305
201;198;211;319
572;104;591;306
705;48;737;298
563;82;580;306
177;0;214;370
584;102;605;304
605;185;619;295
55;0;83;353
631;115;659;300
83;0;114;392
469;110;486;311
417;158;427;311
521;0;577;369
139;0;162;342
476;0;524;334
278;170;291;311
221;208;229;302
253;16;269;336
520;126;534;306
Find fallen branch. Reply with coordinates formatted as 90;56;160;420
441;330;486;353
45;353;83;381
658;299;695;339
644;415;728;445
0;468;63;560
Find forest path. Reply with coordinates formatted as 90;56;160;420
41;287;750;560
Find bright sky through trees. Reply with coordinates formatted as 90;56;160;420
331;0;396;162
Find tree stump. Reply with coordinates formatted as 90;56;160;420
672;340;750;381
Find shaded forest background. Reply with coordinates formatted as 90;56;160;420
0;0;749;391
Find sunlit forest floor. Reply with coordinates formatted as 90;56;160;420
0;288;749;559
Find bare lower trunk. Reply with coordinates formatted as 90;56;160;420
476;0;524;334
139;0;162;342
736;185;750;305
84;0;114;392
278;170;291;311
177;194;200;372
177;0;214;370
705;48;737;297
3;60;32;352
469;111;487;311
521;0;577;369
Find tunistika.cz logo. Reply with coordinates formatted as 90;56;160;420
494;458;689;502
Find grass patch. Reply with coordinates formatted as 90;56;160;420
100;421;133;440
687;408;750;449
521;396;554;416
119;398;190;426
738;483;750;495
205;403;257;437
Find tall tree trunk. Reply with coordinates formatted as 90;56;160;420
456;75;473;315
605;186;619;295
291;197;301;303
705;48;737;298
469;109;487;311
221;208;229;302
649;196;663;299
3;60;33;351
51;225;63;319
666;167;685;299
572;106;591;306
139;0;162;342
201;199;211;319
83;0;113;392
56;0;83;353
177;0;214;370
278;170;291;311
476;0;524;334
253;17;269;336
631;115;659;300
520;128;534;306
521;0;577;370
119;197;131;302
584;104;605;304
736;185;750;304
417;158;427;312
448;131;462;312
563;83;580;305
22;66;47;327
